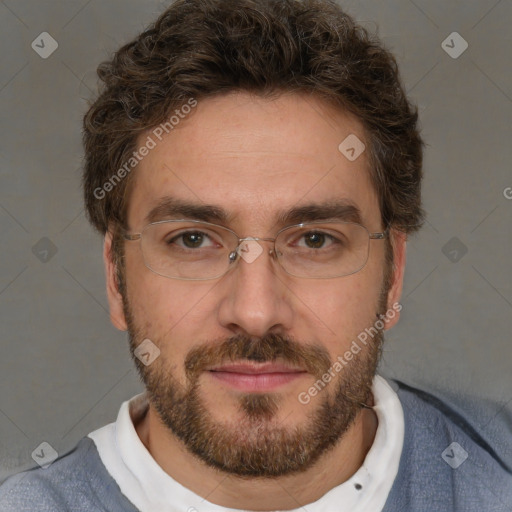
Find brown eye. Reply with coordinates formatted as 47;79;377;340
181;232;205;248
304;232;326;249
167;231;213;249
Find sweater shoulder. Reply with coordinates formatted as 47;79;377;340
383;379;512;511
0;437;138;512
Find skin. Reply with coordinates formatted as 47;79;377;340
103;91;407;510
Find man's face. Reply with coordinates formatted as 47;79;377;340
106;92;403;477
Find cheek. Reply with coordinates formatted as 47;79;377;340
125;246;189;321
124;258;219;354
298;276;380;329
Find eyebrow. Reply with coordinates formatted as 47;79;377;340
144;197;364;227
277;200;363;226
145;197;230;225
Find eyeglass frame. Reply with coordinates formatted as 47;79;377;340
122;218;389;280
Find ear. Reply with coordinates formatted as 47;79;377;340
104;230;128;331
383;229;407;330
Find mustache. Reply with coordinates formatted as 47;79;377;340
184;333;332;381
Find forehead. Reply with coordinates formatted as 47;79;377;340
126;92;380;230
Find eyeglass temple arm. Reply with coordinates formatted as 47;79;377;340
123;233;142;241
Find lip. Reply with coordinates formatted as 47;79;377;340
208;362;305;374
206;362;307;392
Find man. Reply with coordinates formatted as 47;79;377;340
1;0;510;510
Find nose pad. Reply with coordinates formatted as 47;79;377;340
229;242;279;268
269;247;283;261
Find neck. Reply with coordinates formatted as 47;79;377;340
134;397;378;510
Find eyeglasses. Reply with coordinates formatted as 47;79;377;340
123;219;388;280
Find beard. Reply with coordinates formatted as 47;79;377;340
124;303;387;478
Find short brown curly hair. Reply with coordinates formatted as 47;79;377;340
83;0;425;250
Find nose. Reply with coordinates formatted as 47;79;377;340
216;240;294;338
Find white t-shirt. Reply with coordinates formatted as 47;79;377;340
88;374;404;512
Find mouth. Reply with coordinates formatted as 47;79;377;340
206;362;308;392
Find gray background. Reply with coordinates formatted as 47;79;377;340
0;0;511;481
